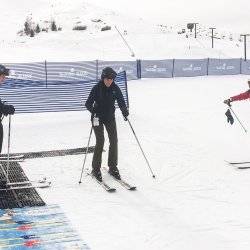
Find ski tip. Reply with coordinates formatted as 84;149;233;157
238;167;250;169
129;186;137;191
107;188;116;193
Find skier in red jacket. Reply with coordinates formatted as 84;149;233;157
224;80;250;105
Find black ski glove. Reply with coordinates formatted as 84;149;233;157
2;104;15;116
225;109;234;125
122;109;129;121
224;98;232;106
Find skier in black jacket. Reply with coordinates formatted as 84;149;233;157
0;65;15;152
85;67;129;182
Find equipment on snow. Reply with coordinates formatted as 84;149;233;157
225;109;234;124
108;166;121;180
226;160;250;165
91;168;102;182
0;182;51;191
88;172;116;192
223;99;232;106
103;167;136;190
237;166;250;169
226;160;250;169
6;177;50;187
0;154;24;160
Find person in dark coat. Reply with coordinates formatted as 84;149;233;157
85;67;129;182
0;65;15;152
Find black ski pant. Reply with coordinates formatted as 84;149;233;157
92;119;118;171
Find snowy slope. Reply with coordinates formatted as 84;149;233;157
0;0;249;62
4;74;250;250
1;1;250;249
86;0;250;32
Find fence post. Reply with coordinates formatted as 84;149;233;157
137;59;141;79
172;59;175;78
240;58;242;74
207;58;209;75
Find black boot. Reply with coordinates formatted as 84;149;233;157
91;168;102;182
108;166;121;180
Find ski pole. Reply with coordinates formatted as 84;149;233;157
6;115;11;183
229;106;247;133
127;118;156;178
79;125;93;184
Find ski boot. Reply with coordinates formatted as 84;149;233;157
91;168;102;182
108;166;121;180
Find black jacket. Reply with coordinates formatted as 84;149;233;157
0;100;15;117
85;80;128;122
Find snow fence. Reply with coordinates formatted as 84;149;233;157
1;58;250;113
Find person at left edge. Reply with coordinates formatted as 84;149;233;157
0;64;15;153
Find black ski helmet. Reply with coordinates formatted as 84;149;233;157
0;65;9;76
101;67;117;80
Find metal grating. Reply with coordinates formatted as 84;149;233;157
1;146;95;159
0;162;45;209
0;147;96;208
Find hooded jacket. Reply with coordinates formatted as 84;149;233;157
85;80;128;122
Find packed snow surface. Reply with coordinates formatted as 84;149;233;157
4;75;250;250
